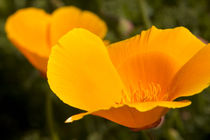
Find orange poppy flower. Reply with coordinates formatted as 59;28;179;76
5;6;107;74
47;26;210;130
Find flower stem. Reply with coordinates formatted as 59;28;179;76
138;0;152;28
46;91;59;140
141;131;152;140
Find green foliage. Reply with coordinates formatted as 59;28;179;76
0;0;210;139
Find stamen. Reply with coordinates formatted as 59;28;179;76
121;81;168;104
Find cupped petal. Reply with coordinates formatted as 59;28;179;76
169;44;210;100
108;26;205;71
5;8;51;58
65;100;190;129
47;28;125;111
50;6;107;46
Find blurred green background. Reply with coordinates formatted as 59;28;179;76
1;0;210;139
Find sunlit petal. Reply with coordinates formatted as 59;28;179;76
47;28;125;111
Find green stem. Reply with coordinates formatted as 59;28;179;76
46;91;59;140
138;0;152;28
141;131;151;140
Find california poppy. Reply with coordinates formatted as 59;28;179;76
5;6;107;74
47;26;210;129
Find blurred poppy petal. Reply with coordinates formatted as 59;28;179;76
77;11;107;39
5;8;51;57
47;28;125;111
12;40;48;73
5;8;50;72
50;6;107;46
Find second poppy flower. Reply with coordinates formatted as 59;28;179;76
5;6;107;74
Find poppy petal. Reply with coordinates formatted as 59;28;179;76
127;100;191;112
65;100;190;128
5;8;50;57
12;41;48;73
5;8;50;72
94;106;168;129
47;28;125;111
108;26;205;71
67;105;167;129
78;10;107;38
169;44;210;100
50;6;107;46
65;112;91;123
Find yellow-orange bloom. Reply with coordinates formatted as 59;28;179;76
5;6;107;73
47;26;210;129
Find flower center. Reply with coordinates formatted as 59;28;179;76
121;82;168;104
116;52;178;104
